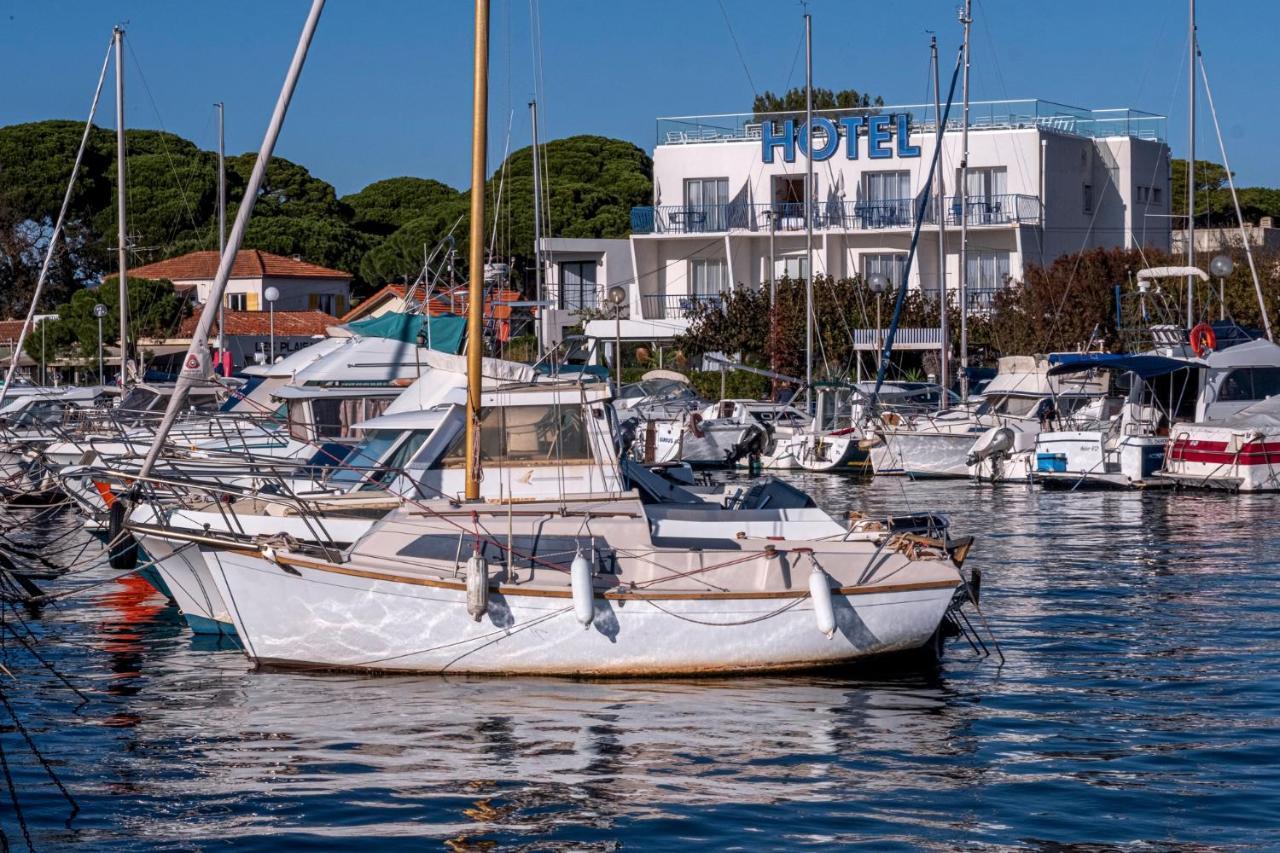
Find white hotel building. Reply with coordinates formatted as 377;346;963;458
610;98;1171;341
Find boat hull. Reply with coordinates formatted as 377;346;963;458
207;549;958;676
879;430;976;478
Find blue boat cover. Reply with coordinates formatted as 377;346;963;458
344;313;466;354
1046;353;1196;378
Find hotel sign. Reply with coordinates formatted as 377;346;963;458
761;114;921;163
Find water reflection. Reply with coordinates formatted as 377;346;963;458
2;483;1278;848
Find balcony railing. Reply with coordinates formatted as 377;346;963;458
631;194;1042;235
656;100;1166;146
640;293;724;320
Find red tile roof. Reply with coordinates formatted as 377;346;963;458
0;320;27;342
126;249;350;282
339;282;529;325
178;308;338;338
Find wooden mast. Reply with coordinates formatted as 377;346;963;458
465;0;491;501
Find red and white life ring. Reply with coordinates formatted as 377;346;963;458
1190;322;1217;357
687;411;705;439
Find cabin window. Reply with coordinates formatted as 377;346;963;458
1218;367;1280;402
290;397;392;441
118;388;160;413
441;404;593;466
359;430;431;490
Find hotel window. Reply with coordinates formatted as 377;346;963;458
966;251;1011;294
559;260;597;311
862;253;908;289
689;258;727;297
960;167;1008;223
682;177;729;232
774;255;809;281
770;175;813;229
862;171;912;226
1082;183;1094;214
225;293;247;311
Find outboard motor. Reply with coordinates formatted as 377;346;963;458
967;426;1015;466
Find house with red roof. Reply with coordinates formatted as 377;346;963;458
126;249;352;317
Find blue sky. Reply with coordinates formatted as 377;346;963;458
1;0;1275;196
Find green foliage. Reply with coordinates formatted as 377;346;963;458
341;177;462;237
1171;158;1280;225
24;277;191;364
360;135;652;287
0;119;654;318
674;275;941;381
753;87;885;120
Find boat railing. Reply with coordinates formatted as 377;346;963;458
110;465;346;558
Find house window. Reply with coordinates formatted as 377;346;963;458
1083;183;1094;214
966;251;1011;293
225;293;247;311
1152;187;1162;205
308;293;338;315
862;253;908;289
682;177;729;232
689;258;727;297
559;261;597;311
862;171;912;226
774;255;809;281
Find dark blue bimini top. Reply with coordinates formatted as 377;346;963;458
1046;353;1198;379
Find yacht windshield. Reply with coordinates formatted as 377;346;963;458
329;430;403;485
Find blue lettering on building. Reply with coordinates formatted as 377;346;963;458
761;113;921;163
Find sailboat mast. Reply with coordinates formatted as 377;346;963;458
530;98;544;359
136;0;325;481
958;0;972;402
0;38;111;407
465;0;491;501
931;35;949;409
216;101;227;372
114;25;130;386
803;11;813;411
1186;0;1196;329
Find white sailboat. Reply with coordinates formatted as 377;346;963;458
120;0;977;671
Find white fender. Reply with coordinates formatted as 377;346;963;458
571;553;595;627
465;551;488;621
808;565;836;639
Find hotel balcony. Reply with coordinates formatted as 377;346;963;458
630;194;1042;236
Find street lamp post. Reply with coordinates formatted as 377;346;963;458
608;286;627;391
93;303;108;385
265;286;280;363
1210;254;1234;322
869;274;888;372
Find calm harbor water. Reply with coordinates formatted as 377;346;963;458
2;477;1279;849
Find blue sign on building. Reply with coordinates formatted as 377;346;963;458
761;113;922;163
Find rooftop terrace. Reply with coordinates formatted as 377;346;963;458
656;99;1165;147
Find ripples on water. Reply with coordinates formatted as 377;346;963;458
2;479;1278;849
